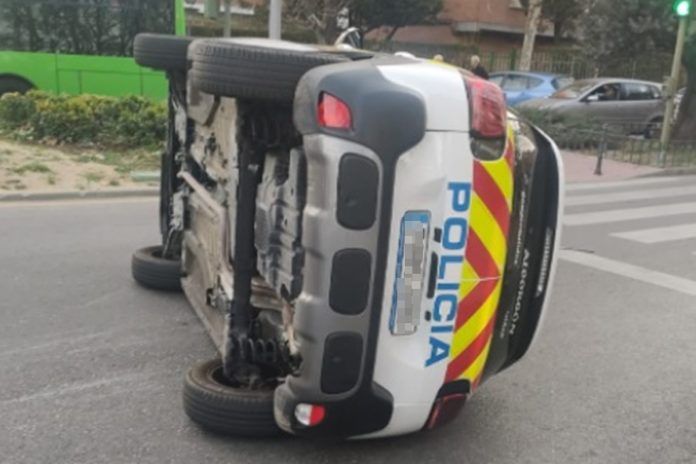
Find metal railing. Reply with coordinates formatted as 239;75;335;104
538;121;696;168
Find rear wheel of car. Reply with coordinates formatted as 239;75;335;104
189;38;347;101
134;34;194;72
131;245;182;291
0;76;33;96
644;117;663;140
183;358;280;437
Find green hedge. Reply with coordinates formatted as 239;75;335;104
0;91;166;149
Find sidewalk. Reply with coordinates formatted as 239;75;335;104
562;151;664;184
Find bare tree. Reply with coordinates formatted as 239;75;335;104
519;0;543;71
284;0;354;44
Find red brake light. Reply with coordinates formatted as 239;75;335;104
466;77;507;139
317;92;352;130
294;403;326;427
425;393;467;429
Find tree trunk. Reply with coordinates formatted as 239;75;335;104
223;0;232;37
519;0;543;72
673;34;696;141
321;0;343;45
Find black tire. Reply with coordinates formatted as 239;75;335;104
190;38;347;101
134;34;194;71
0;76;33;96
183;359;280;437
131;245;182;291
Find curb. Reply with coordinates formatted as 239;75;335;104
636;166;696;178
0;188;159;202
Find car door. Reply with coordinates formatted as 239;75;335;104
560;84;611;124
619;82;663;129
575;83;624;125
502;74;531;106
523;76;546;101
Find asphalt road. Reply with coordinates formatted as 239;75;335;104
1;176;695;464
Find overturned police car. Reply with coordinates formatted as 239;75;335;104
131;33;563;439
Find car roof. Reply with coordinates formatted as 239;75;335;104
573;77;662;86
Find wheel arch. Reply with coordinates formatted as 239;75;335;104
0;73;36;92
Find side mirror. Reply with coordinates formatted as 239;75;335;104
585;94;600;103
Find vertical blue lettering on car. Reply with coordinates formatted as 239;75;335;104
425;182;472;367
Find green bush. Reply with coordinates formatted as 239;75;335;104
0;91;166;149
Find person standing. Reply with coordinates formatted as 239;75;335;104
470;55;489;80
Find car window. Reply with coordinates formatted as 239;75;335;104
588;83;621;102
650;85;662;99
489;75;505;86
551;80;596;99
622;83;658;101
527;76;544;89
553;76;575;90
502;75;529;91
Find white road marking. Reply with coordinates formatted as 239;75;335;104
611;223;696;244
565;177;682;193
0;372;152;405
560;250;696;296
565;186;696;207
564;202;696;226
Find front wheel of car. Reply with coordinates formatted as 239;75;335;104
182;359;280;437
131;245;182;291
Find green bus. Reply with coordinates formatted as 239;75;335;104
0;0;186;99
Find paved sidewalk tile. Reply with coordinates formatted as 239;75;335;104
562;150;663;184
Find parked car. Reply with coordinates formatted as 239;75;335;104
130;34;563;440
489;71;574;106
518;78;665;138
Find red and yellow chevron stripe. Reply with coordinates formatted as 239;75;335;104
445;127;516;390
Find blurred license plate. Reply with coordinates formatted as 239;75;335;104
389;211;430;336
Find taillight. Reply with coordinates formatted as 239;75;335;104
465;77;507;160
425;393;467;429
317;92;352;130
294;403;326;427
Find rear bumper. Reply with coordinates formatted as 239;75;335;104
274;60;563;439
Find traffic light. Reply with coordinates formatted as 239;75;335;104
673;0;691;17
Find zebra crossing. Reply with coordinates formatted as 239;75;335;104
564;176;696;247
561;175;696;296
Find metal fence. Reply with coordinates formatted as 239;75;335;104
369;41;673;82
540;122;696;168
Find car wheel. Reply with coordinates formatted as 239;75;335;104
134;34;194;72
189;38;348;101
131;245;182;291
183;358;280;437
644;118;663;140
0;76;33;96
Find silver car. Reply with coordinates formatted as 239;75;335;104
518;78;665;137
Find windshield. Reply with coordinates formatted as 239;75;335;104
551;81;597;99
